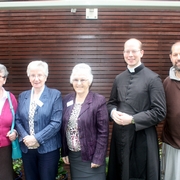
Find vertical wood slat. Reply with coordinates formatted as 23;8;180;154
0;9;179;179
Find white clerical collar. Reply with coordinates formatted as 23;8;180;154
127;62;142;73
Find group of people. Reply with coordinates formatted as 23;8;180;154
0;38;179;180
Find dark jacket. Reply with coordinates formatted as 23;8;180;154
107;64;166;180
162;76;180;149
61;91;109;165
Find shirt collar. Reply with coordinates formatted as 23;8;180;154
127;62;142;73
1;87;7;99
169;67;180;81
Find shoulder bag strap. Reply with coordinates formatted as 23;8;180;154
7;92;15;133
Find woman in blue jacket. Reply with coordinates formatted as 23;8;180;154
16;60;63;180
61;63;109;180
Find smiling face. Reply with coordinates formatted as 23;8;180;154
123;39;144;68
72;73;90;96
170;42;180;71
29;67;47;91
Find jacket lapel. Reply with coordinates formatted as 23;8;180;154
37;86;48;110
64;93;75;119
64;91;93;119
24;90;31;114
79;91;93;117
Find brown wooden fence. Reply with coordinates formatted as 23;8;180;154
0;8;180;179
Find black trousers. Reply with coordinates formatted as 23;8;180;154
22;148;60;180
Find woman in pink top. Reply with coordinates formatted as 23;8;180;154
0;64;18;180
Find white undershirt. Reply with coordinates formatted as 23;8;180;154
0;88;7;115
29;86;45;110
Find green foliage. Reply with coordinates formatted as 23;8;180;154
13;157;68;179
106;157;109;175
56;157;67;180
13;159;22;173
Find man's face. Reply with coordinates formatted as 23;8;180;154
170;43;180;71
123;39;144;68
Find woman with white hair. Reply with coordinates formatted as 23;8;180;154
61;63;109;180
0;64;17;180
16;60;63;180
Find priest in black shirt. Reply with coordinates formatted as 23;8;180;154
107;38;166;180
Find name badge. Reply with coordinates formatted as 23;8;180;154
67;100;73;107
36;99;43;107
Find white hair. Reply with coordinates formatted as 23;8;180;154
27;60;49;77
0;64;9;77
70;63;93;84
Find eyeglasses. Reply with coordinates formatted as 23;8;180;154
73;79;88;83
29;74;45;79
123;50;141;55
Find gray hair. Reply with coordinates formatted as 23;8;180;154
0;64;9;78
70;63;93;84
27;60;49;77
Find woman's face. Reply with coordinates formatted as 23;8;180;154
72;73;90;96
0;72;6;88
29;67;47;90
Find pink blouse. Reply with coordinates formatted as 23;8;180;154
0;92;17;147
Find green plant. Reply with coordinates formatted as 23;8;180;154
106;157;109;175
13;159;23;179
56;157;68;180
13;159;22;174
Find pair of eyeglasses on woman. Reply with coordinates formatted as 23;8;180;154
29;74;45;79
0;75;5;79
73;79;88;83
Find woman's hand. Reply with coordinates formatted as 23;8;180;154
62;156;70;164
6;130;17;141
91;163;100;168
23;135;39;147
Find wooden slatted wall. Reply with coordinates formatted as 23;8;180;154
0;8;180;179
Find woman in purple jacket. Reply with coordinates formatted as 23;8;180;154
61;63;109;180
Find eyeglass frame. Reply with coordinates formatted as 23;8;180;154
0;75;5;79
29;74;46;79
72;79;88;83
123;49;142;55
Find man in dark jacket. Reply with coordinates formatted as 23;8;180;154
161;41;180;180
107;38;166;180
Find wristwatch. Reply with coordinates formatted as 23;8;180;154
131;117;135;124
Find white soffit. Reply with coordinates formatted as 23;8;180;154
0;0;180;10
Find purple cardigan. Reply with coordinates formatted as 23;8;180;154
61;91;109;165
